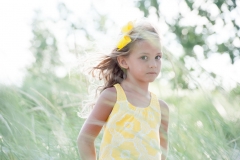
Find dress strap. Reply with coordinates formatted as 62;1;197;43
149;92;161;113
151;93;160;107
113;83;127;101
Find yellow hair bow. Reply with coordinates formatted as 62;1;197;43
117;21;134;50
121;21;133;33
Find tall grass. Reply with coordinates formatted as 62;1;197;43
0;74;87;160
0;74;239;159
152;81;240;160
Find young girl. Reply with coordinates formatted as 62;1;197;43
77;20;169;160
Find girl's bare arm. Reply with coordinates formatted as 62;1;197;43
159;100;169;160
77;87;116;160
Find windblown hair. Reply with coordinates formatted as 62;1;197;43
91;21;161;93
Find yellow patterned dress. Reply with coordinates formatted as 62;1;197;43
98;84;162;160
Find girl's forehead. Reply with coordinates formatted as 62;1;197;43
132;40;161;52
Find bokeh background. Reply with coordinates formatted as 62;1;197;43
0;0;240;159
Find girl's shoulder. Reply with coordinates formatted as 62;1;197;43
98;86;117;107
88;87;117;124
158;99;169;130
158;99;169;112
158;99;169;117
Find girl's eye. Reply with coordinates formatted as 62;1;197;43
155;55;161;60
141;56;148;60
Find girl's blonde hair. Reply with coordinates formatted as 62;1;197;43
91;20;161;93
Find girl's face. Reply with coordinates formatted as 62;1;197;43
124;40;162;83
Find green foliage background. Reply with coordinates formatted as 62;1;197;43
1;0;240;159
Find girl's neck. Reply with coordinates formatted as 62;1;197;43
120;79;150;96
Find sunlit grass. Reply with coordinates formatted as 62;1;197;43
0;74;87;160
152;81;240;160
0;75;239;159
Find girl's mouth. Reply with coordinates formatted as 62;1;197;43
147;72;157;74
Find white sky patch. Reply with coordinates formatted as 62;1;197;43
193;45;205;60
0;0;36;86
201;53;240;90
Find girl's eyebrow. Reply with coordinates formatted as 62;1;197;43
140;52;149;55
140;52;162;55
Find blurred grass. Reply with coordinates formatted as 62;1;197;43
0;73;87;160
0;74;240;160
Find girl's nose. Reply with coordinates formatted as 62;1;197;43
149;60;157;68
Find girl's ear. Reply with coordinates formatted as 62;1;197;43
117;56;128;69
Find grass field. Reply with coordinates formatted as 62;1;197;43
0;74;240;160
